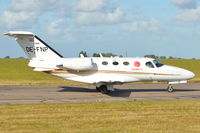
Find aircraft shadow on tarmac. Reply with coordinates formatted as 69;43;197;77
59;86;200;98
59;86;97;93
59;86;132;97
109;89;200;97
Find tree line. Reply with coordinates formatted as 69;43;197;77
79;51;192;59
2;52;197;59
79;51;123;57
143;54;180;59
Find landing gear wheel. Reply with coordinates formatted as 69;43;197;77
96;87;101;92
99;85;111;94
167;85;174;93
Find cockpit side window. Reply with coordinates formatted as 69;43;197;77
146;61;154;68
153;60;164;67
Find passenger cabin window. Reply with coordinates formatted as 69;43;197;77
102;61;108;65
113;61;119;65
146;61;154;68
123;61;129;65
153;60;164;67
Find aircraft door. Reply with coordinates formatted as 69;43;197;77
145;61;155;80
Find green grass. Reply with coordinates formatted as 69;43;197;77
0;58;86;86
0;58;199;86
0;101;200;133
0;59;200;132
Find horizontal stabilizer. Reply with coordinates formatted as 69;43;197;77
4;31;34;37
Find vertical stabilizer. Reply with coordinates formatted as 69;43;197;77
4;31;63;60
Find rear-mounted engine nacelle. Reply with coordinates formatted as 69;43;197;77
62;58;95;71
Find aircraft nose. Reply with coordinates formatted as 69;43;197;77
164;65;195;80
181;69;195;80
187;71;195;79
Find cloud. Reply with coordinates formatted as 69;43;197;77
75;0;107;12
172;0;200;23
46;19;77;41
47;19;68;35
76;8;128;25
8;0;65;12
121;18;162;32
175;6;200;22
0;0;69;28
0;11;37;28
0;0;128;28
171;0;196;9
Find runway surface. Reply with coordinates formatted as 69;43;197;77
0;83;200;105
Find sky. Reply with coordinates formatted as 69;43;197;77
0;0;200;59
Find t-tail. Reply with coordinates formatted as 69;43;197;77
4;31;63;60
4;31;63;71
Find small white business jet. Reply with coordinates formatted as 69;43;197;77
4;31;195;94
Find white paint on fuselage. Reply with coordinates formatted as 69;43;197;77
46;57;195;85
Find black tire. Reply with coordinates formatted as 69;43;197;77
96;87;101;92
99;85;111;94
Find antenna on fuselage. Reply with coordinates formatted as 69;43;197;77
99;53;103;57
80;54;85;58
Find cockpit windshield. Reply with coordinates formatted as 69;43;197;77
153;60;164;67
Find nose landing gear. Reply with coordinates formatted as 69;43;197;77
167;84;174;92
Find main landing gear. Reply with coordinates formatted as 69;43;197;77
167;84;174;92
96;85;113;94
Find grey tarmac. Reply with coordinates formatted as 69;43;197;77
0;83;200;105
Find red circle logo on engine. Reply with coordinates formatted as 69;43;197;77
134;61;140;67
